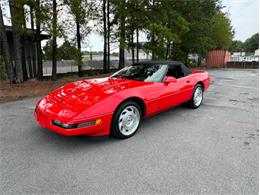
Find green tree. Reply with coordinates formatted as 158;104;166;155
108;0;227;65
243;33;259;53
58;40;78;60
229;40;243;52
9;0;24;83
125;0;147;62
42;40;52;60
28;0;37;77
33;0;63;80
35;0;44;80
31;0;52;80
43;40;78;60
145;0;189;60
64;0;94;76
171;0;222;62
209;12;233;50
107;0;127;68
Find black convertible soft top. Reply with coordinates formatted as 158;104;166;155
133;60;192;76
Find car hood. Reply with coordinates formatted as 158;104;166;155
38;77;149;119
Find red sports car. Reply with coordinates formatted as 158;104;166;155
35;61;210;139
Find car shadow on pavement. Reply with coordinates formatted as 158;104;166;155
35;126;119;151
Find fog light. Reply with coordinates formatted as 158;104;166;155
77;120;96;128
77;119;102;128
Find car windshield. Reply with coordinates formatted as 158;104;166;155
111;64;168;82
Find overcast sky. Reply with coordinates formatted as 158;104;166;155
222;0;259;41
2;0;259;51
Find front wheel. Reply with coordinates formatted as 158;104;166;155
187;84;203;109
110;101;142;139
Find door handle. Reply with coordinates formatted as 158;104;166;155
186;80;191;83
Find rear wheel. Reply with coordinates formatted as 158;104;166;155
187;84;203;109
110;101;141;139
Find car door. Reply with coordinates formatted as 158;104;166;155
174;75;194;103
156;64;193;111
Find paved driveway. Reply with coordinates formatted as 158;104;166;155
0;69;258;194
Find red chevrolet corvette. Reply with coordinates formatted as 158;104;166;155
35;61;210;139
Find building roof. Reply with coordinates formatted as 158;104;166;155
4;25;49;40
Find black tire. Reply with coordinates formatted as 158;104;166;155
110;101;142;139
187;84;203;109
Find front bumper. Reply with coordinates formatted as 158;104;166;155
34;107;113;136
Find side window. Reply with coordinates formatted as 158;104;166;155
166;65;184;79
144;65;168;82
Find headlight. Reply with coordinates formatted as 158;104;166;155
52;120;77;129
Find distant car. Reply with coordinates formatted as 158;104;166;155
35;61;210;139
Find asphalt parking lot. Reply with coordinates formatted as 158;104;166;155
0;69;258;194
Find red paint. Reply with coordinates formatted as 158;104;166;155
206;50;231;68
35;70;210;136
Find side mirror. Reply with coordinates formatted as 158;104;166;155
164;76;177;83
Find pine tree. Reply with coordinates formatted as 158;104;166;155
9;0;23;83
65;0;94;76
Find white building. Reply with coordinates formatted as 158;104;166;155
230;51;258;62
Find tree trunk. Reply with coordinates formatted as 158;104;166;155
25;40;33;78
31;43;37;77
36;0;43;80
0;6;15;82
151;0;156;60
103;0;107;73
119;48;125;69
76;20;82;77
21;7;29;81
107;0;110;71
21;36;29;81
165;42;170;60
151;33;155;60
118;1;126;69
90;48;92;60
52;0;57;81
9;0;23;83
136;28;139;62
131;29;135;64
197;54;202;67
30;5;36;77
118;16;125;69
